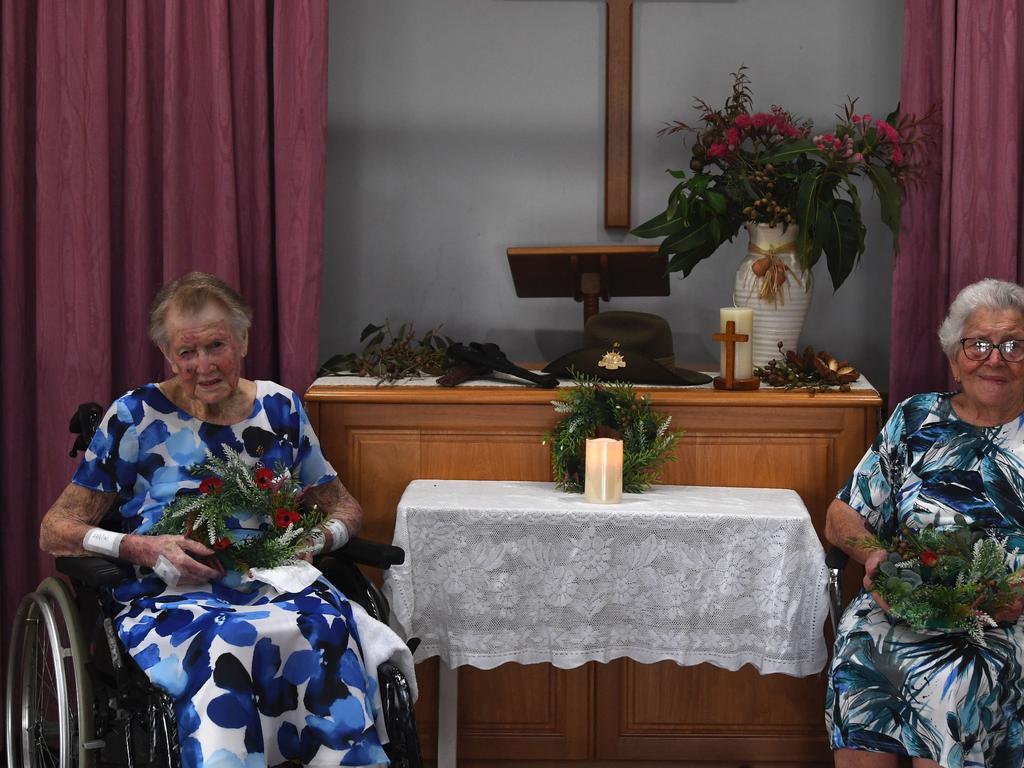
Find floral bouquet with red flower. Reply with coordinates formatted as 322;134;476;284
632;66;934;299
148;446;328;572
851;514;1024;640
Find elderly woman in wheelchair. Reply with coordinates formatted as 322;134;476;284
12;272;417;768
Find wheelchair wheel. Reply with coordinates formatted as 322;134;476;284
5;577;94;768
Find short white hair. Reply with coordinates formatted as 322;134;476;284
938;279;1024;357
149;272;252;351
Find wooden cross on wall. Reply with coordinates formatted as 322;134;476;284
604;0;634;229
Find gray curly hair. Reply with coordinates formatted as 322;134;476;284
149;272;252;351
937;278;1024;358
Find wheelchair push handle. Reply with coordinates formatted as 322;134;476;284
338;536;405;569
825;546;850;571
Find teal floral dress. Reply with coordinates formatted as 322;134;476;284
72;382;388;768
826;392;1024;767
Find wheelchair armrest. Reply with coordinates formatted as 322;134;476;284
825;546;850;571
56;555;134;588
336;537;405;570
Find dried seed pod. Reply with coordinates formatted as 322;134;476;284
751;256;771;276
813;356;832;379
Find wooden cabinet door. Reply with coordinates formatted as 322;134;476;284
595;660;831;764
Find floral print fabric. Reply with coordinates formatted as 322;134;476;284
826;392;1024;767
73;382;387;767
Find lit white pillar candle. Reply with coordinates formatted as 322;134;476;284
584;438;623;504
719;307;754;380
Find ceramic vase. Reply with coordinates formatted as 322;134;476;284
732;222;812;368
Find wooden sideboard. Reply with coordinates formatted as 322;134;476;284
304;379;882;767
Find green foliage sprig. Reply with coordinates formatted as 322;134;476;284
850;514;1024;640
544;373;680;493
148;447;328;572
320;320;451;384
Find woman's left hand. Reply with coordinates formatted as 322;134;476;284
992;570;1024;623
994;594;1024;624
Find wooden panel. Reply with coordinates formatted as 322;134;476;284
348;430;421;544
595;661;830;762
460;663;592;759
421;433;551;481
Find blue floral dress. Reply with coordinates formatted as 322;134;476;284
73;382;388;768
826;392;1024;767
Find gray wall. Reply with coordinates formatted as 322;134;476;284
323;0;903;389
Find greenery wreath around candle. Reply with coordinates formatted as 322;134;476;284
850;514;1024;641
147;447;328;572
544;373;680;494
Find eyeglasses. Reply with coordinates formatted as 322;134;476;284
960;337;1024;363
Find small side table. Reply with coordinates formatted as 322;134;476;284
384;479;830;767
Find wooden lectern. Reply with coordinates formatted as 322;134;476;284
506;245;669;327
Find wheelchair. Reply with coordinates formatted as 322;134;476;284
5;404;422;768
825;546;850;635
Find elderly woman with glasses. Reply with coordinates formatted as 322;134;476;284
824;278;1024;768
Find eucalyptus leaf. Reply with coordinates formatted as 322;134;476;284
866;164;902;249
758;138;819;165
706;190;727;214
818;198;864;291
632;210;687;238
901;570;923;588
360;323;383;342
668;241;718;277
658;221;714;257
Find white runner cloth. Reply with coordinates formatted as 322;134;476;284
384;480;829;677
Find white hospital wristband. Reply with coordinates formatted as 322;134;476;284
83;528;125;558
324;519;350;552
153;555;181;587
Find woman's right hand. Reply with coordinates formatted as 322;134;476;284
121;534;225;585
863;548;892;612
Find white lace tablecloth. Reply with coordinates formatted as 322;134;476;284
383;480;829;677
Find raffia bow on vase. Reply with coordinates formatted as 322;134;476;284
733;222;812;368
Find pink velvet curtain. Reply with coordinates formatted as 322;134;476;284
0;0;327;683
891;0;1024;407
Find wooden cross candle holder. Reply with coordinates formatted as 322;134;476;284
712;320;760;391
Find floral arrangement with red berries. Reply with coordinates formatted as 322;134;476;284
851;514;1024;641
632;66;934;296
148;447;327;572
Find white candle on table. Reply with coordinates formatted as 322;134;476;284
584;438;623;504
719;307;754;380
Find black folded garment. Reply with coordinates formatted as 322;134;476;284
439;342;558;388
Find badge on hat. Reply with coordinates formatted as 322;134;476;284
598;343;626;371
